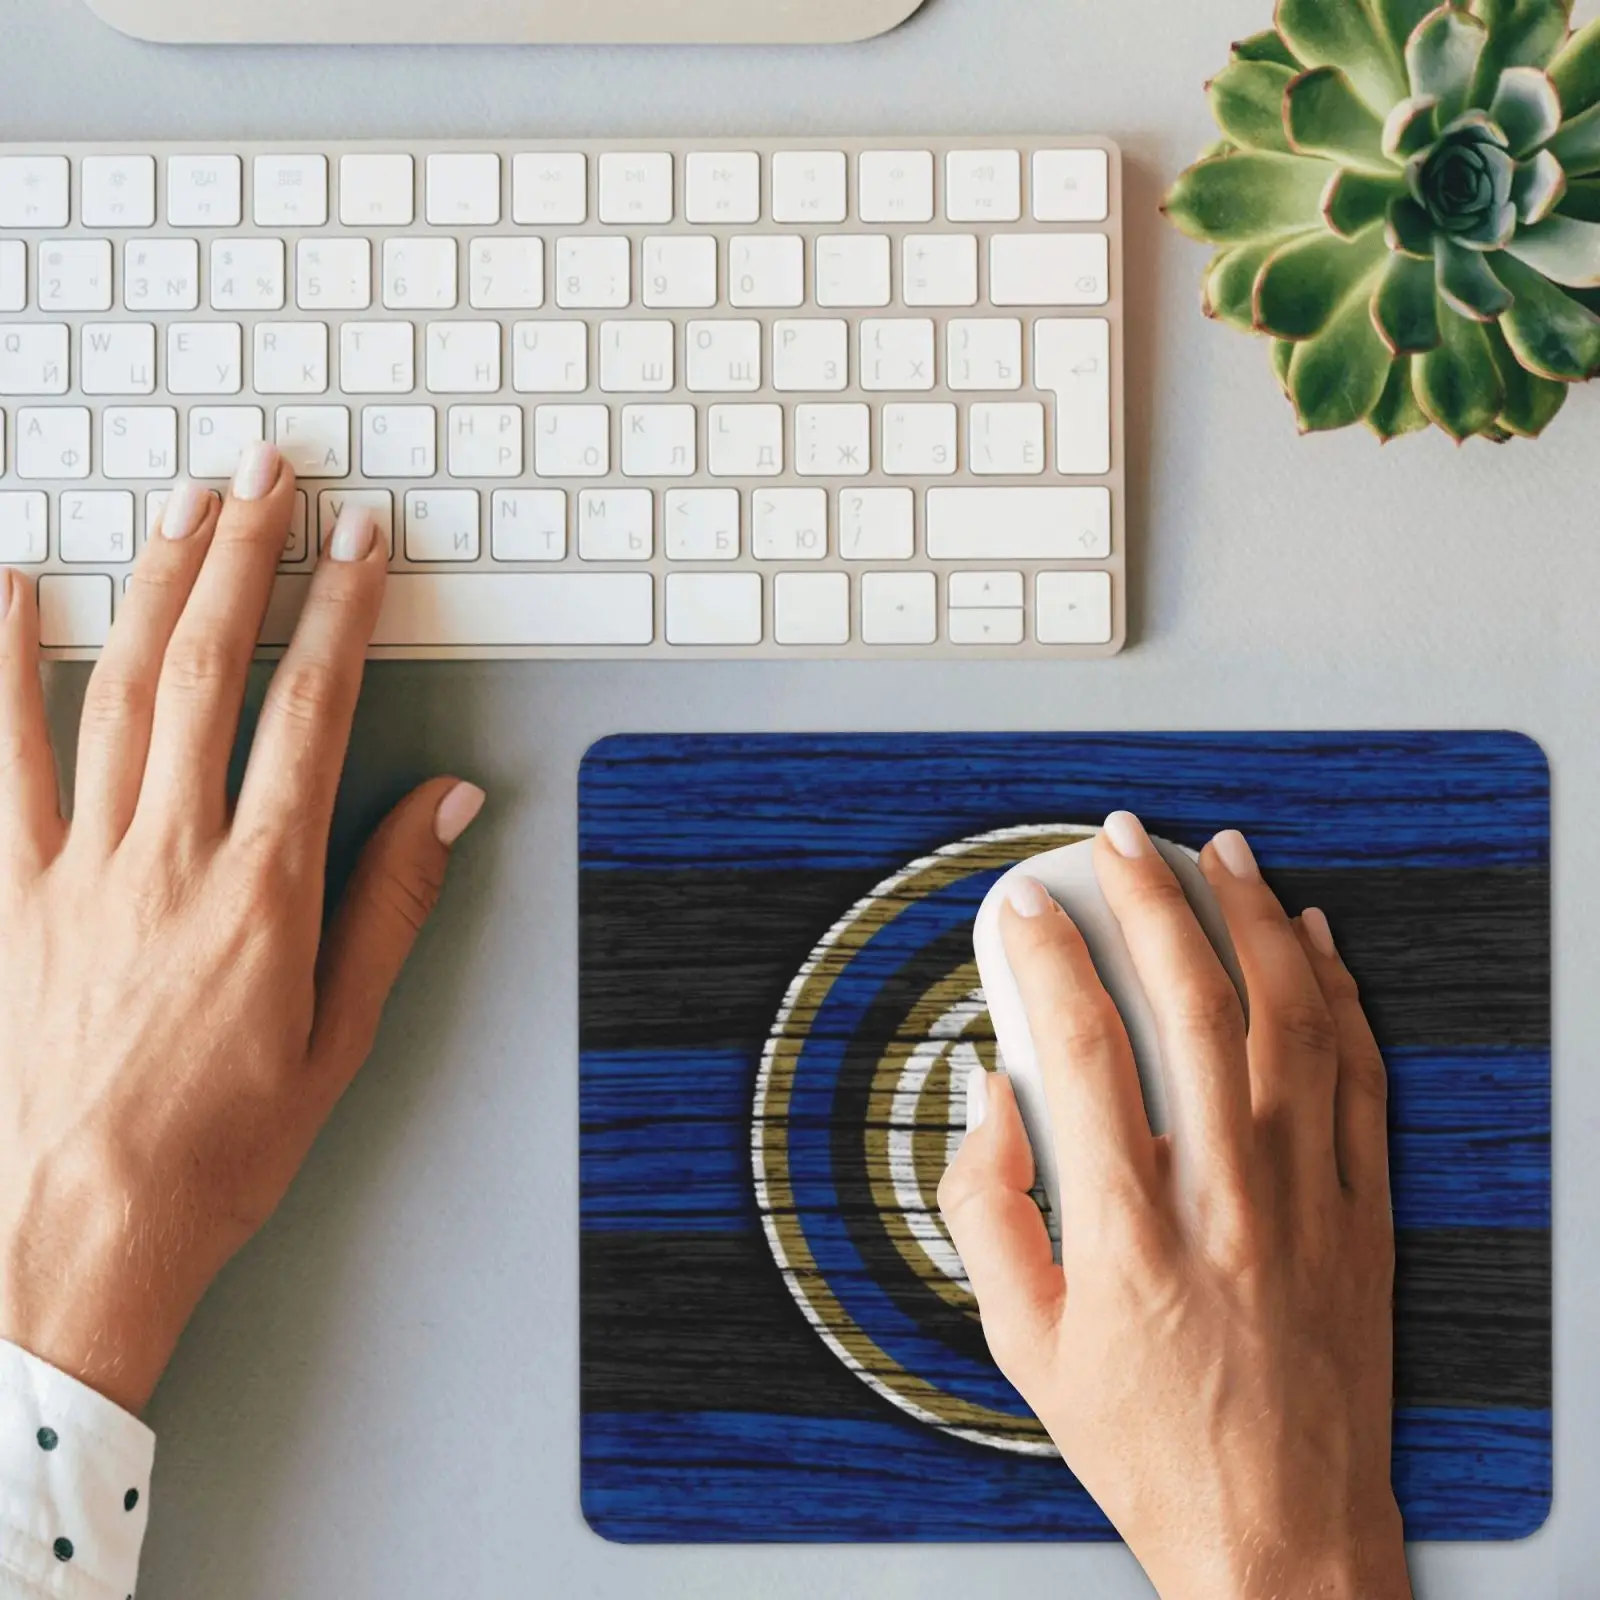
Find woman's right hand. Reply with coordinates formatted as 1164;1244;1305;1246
940;812;1409;1600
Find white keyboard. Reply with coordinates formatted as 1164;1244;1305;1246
0;137;1124;660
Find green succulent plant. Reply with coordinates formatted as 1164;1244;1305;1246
1162;0;1600;441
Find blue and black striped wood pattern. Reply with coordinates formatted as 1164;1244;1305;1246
579;732;1551;1543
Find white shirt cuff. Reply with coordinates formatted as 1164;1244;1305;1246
0;1340;154;1600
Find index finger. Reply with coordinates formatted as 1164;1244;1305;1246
232;505;387;864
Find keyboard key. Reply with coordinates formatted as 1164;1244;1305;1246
600;321;674;393
0;325;69;395
861;571;936;645
882;403;956;476
188;406;264;476
949;570;1024;608
775;572;849;646
838;487;913;560
37;241;112;312
664;488;739;560
102;405;177;478
708;404;782;476
970;402;1046;476
340;153;414;226
729;237;804;309
469;238;543;309
82;155;156;228
599;153;673;225
38;574;112;648
512;153;586;225
949;607;1024;646
772;319;847;392
361;404;436;477
535;404;609;476
948;318;1023;391
687;320;761;393
253;154;328;226
926;486;1112;560
318;489;395;555
167;322;242;395
859;151;934;224
491;489;567;561
0;157;70;228
426;321;501;393
124;239;199;311
210;238;285;310
1033;148;1109;223
621;404;696;477
405;488;481;561
816;236;891;308
60;491;134;563
1036;318;1112;476
254;322;329;395
753;489;827;560
264;572;655;648
946;150;1021;222
578;488;653;560
666;572;761;645
427;153;501;225
771;151;847;224
275;405;350;477
0;242;23;313
990;234;1110;306
643;236;717;310
447;404;522;477
81;323;155;395
167;155;242;227
0;493;48;564
686;152;760;224
1037;570;1113;646
555;238;630;310
16;407;90;477
512;321;587;393
860;318;934;391
297;238;372;311
383;237;457;310
902;234;978;308
340;321;413;393
795;403;869;476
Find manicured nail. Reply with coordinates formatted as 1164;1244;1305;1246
328;505;377;563
434;781;486;847
1102;811;1150;859
1302;907;1337;958
0;570;13;621
231;440;280;501
965;1065;989;1133
1211;829;1260;881
158;479;209;542
1006;874;1054;919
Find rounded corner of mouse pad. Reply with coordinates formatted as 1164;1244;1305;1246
578;732;1549;1544
84;0;930;44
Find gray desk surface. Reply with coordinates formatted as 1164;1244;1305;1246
3;0;1588;1594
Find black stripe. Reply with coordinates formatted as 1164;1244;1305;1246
581;1227;1550;1418
580;867;1550;1052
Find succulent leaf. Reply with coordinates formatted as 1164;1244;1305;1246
1208;236;1313;327
1285;65;1397;170
1549;17;1600;119
1324;168;1408;234
1387;192;1439;253
1233;28;1305;68
1512;150;1567;222
1407;5;1490;122
1271;338;1296;392
1469;0;1575;103
1416;303;1507;436
1276;0;1410;113
1289;262;1396;429
1493;249;1600;375
1406;119;1518;245
1383;95;1444;157
1367;355;1435;437
1210;61;1299;152
1162;152;1337;242
1379;0;1444;54
1559;176;1600;219
1488;67;1563;155
1254;225;1389;337
1373;249;1444;348
1503;213;1600;283
1549;101;1600;176
1435;235;1515;316
1486;319;1570;432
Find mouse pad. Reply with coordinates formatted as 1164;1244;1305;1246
578;733;1551;1543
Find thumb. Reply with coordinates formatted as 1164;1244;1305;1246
939;1068;1063;1382
308;777;485;1093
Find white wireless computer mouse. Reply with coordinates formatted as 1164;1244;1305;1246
972;833;1248;1254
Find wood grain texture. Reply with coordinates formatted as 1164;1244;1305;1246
578;732;1551;1543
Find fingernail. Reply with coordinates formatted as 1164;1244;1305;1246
965;1065;989;1133
434;781;486;847
1302;907;1337;958
231;440;280;501
1006;874;1054;919
158;479;209;542
328;505;377;563
1102;811;1150;859
0;571;13;621
1211;829;1260;881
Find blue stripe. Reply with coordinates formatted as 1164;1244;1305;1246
580;1407;1550;1542
580;1046;1549;1232
579;732;1550;871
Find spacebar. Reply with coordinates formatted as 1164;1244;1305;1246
263;573;656;647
